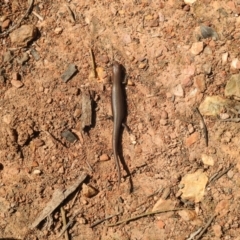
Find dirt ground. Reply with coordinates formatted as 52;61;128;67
1;0;240;239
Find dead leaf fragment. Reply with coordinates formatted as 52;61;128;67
180;169;208;203
178;209;197;221
201;154;214;166
172;84;184;97
185;132;199;147
96;67;107;82
152;198;175;211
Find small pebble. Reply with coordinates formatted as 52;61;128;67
47;98;52;104
61;63;78;83
127;80;135;86
130;134;137;144
156;220;165;229
190;42;204;55
17;52;30;65
172;84;184;97
183;4;190;11
77;217;87;224
0;15;7;22
222;52;228;65
54;27;63;34
100;55;109;64
1;19;11;29
61;130;78;143
73;108;81;118
184;0;196;3
160;119;168;126
3;51;13;62
203;46;212;55
150;18;159;27
138;62;147;69
11;80;23;88
202;63;212;75
33;169;41;175
161;110;168;119
200;25;219;40
30;48;40;61
58;166;64;174
187;124;194;134
231;58;240;69
82;183;98;198
2;114;12;125
194;74;206;92
208;147;216;154
227;170;234;179
31;161;39;167
185;132;199;147
219;113;230;120
99;154;109;161
12;72;20;80
201;154;214;166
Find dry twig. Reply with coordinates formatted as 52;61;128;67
195;107;208;147
220;118;240;122
208;164;234;185
89;48;97;78
58;210;82;238
195;214;216;240
186;227;203;240
90;213;121;228
30;172;87;229
60;207;69;240
32;10;44;21
108;208;190;227
65;4;76;22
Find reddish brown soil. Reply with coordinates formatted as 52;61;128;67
1;0;240;239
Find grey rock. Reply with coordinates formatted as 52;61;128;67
61;63;78;83
61;130;78;143
30;48;40;61
200;25;219;40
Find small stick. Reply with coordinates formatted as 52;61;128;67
60;207;69;240
220;118;240;122
208;164;234;185
89;48;97;78
32;10;44;21
58;210;82;238
186;227;203;240
195;214;216;240
70;189;80;208
65;4;76;22
108;208;190;227
0;0;34;38
90;213;121;228
195;107;208;147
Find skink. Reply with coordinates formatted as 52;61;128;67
111;61;125;186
